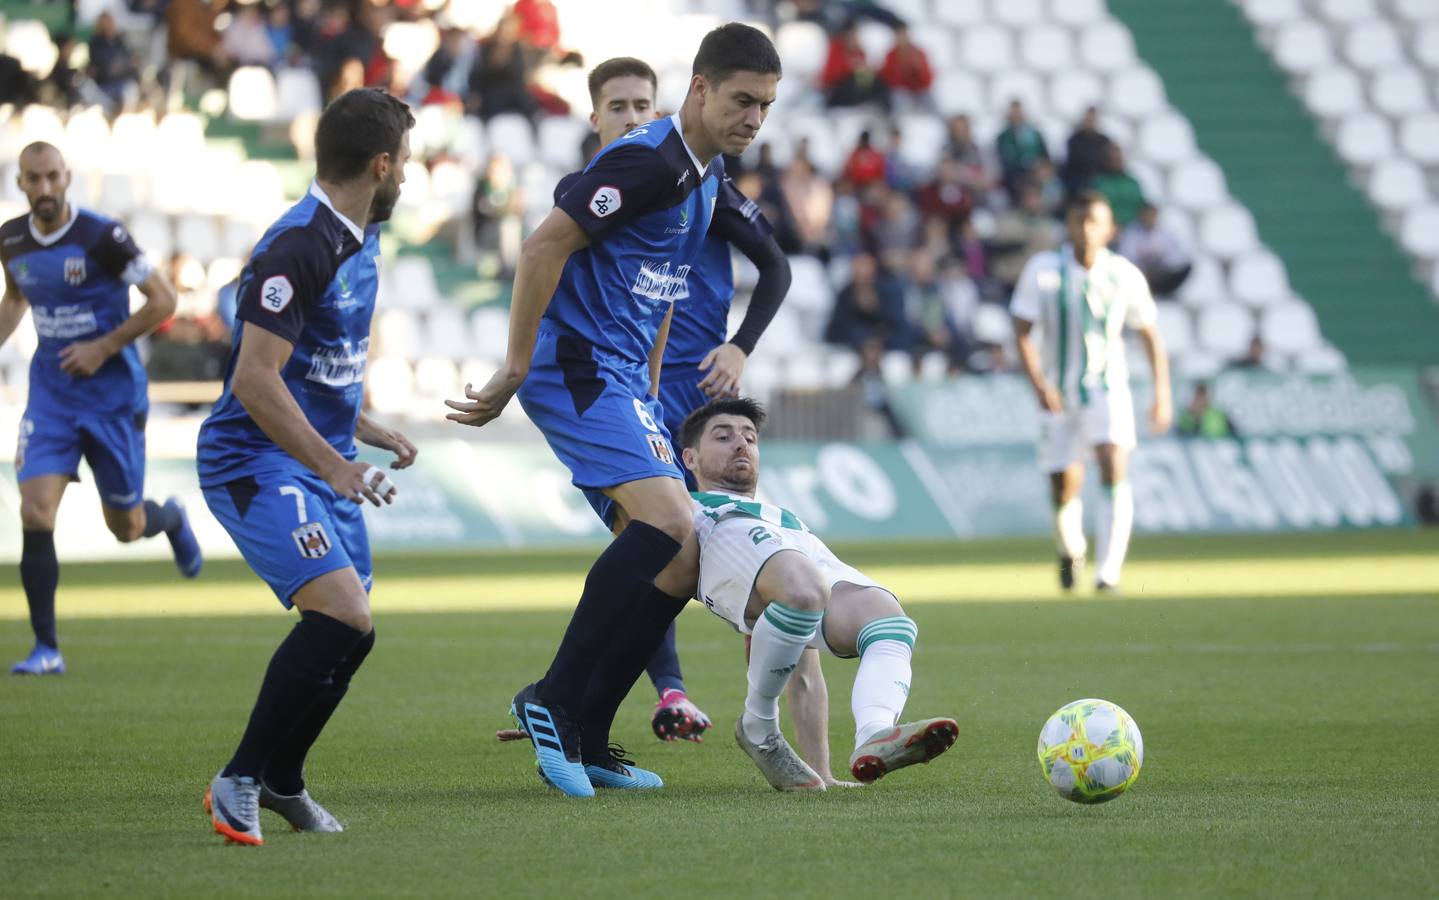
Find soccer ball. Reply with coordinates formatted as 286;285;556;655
1037;698;1144;804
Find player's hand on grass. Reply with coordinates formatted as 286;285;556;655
444;369;521;427
58;338;113;377
359;422;418;469
1150;393;1173;435
327;459;397;506
1038;384;1065;413
823;775;864;788
698;342;746;398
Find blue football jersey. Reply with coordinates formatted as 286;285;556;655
0;209;154;416
548;114;722;365
197;184;380;487
663;173;773;366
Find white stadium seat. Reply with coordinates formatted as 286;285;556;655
486;113;535;163
784;353;827;391
390;257;441;310
1109;68;1166;119
1229;252;1291;307
1078;20;1137;73
1200;204;1260;258
1198;302;1257;358
1316;0;1377;25
1048;71;1104;121
1177;349;1225;379
1274;21;1333;74
1020;25;1074;74
856;21;895;63
1371;68;1430;117
775;21;828;84
175;213;221;263
785;116;842;177
228;67;278;121
374;310;419;360
1416;23;1439;72
1399;112;1439;165
367;358;413;415
993;0;1044;28
1170;158;1228;211
1394;0;1439;24
896;114;947;174
99;173;143;218
880;351;913;385
537;116;588;172
881;0;927;24
988;71;1046;117
1241;0;1302;29
1335;112;1393;166
276;68;323;120
424;306;470;360
933;0;985;29
1294;343;1347;374
1303;67;1364;119
412;357;459;406
469;306;511;361
1343;21;1403;72
1178;256;1226;308
960;24;1014;74
1368;158;1428;211
1051;0;1107;28
785;255;833;315
1155;304;1194;357
1260;301;1322;354
1128;158;1166;203
1159;206;1196;248
128;211;172;262
1400;205;1439;258
1137;112;1197;166
909;22;956;72
933;71;985;118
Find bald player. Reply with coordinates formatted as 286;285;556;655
0;142;201;676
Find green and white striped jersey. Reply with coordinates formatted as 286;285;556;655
691;491;810;534
1011;244;1157;405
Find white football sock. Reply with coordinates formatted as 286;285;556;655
1054;497;1087;560
742;602;822;744
852;616;917;749
1095;481;1133;587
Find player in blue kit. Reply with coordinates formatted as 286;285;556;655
446;24;782;796
551;57;792;744
197;89;416;846
0;141;200;676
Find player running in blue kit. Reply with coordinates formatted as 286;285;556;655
0;141;200;676
550;57;791;743
197;89;416;846
446;24;782;796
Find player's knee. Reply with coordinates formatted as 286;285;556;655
18;501;56;532
108;519;144;543
778;576;827;614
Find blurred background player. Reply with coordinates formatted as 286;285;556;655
557;56;793;743
445;24;781;797
680;398;959;789
0;141;200;677
197;88;416;846
1011;191;1172;593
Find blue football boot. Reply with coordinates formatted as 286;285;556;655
11;643;65;675
510;684;594;798
164;497;203;578
584;744;664;790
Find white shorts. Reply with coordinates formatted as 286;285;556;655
1037;389;1136;474
695;511;888;652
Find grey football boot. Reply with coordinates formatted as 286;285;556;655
259;782;344;832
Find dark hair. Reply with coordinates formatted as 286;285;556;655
315;88;415;183
1066;189;1110;219
681;397;767;450
692;22;782;87
587;57;657;107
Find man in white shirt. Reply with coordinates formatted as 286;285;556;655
1011;190;1172;592
1116;202;1192;298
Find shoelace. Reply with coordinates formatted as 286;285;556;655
233;778;261;822
606;743;636;768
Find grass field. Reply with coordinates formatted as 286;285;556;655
2;531;1437;898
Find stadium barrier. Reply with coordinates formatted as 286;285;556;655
0;368;1431;562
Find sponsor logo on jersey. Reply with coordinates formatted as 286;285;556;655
676;170;690;187
32;304;98;339
304;337;369;388
292;521;332;559
260;274;294;313
13;260;33;285
632;261;691;303
63;256;87;286
647;432;673;465
589;185;622;218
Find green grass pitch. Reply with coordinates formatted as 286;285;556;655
2;531;1436;898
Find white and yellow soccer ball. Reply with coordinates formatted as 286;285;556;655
1037;698;1144;804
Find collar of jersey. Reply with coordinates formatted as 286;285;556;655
1062;242;1109;272
28;206;79;247
308;181;365;244
668;113;709;178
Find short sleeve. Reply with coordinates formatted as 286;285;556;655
554;144;669;241
91;220;154;286
552;171;581;206
1010;253;1048;325
1122;261;1158;330
235;228;333;345
706;175;774;256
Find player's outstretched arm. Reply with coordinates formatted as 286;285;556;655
0;270;29;350
445;207;589;427
233;327;395;506
355;412;418;469
786;649;859;786
58;270;176;377
701;234;791;399
1138;323;1172;434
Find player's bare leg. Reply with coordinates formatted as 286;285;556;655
12;476;67;674
1093;443;1132;592
1050;463;1087;590
101;496;202;577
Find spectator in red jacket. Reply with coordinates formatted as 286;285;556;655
843;129;888;187
821;21;888;109
879;24;934;113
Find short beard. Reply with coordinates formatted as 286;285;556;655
369;182;399;224
707;464;757;496
32;198;61;224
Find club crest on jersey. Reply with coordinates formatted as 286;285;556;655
63;257;87;286
292;522;332;559
647;433;674;465
589;185;621;218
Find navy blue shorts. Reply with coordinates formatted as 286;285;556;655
16;407;146;509
203;468;372;606
518;326;682;528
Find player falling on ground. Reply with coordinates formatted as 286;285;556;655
680;398;959;790
555;56;794;743
197;89;417;846
0;141;201;676
445;24;782;797
1011;190;1172;593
